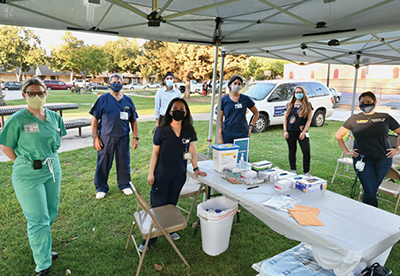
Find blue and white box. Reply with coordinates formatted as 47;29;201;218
295;176;328;193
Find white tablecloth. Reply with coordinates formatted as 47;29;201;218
188;161;400;276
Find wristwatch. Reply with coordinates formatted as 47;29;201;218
133;137;139;140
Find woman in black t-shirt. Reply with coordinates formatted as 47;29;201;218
283;85;313;176
335;91;400;207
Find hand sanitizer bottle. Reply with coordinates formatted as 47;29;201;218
240;153;246;169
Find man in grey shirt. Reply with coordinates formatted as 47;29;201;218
154;71;182;127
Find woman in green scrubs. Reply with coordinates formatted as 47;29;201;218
0;78;66;276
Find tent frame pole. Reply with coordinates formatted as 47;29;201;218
351;66;359;116
214;50;226;144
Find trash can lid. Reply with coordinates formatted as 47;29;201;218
212;144;240;151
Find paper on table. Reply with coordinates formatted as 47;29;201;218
288;205;324;226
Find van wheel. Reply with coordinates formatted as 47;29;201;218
46;87;52;90
312;110;325;127
253;113;269;133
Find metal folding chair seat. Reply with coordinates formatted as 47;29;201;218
331;139;355;183
125;182;189;276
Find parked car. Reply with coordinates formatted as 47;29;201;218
144;82;161;89
215;80;334;133
90;83;108;90
125;83;146;90
174;80;203;94
329;87;342;103
44;80;71;90
1;81;22;90
73;79;87;88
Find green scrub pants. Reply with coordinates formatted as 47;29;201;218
12;156;61;272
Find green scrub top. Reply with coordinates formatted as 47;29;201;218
0;108;67;163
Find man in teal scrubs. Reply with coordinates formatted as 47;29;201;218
0;78;66;276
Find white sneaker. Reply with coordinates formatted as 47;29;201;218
170;232;180;240
138;243;148;253
96;192;107;199
304;172;312;177
291;170;297;174
122;188;133;196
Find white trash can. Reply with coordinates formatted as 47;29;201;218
197;196;238;256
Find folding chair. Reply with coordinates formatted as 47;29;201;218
358;167;400;214
331;139;355;183
125;182;189;276
178;153;209;222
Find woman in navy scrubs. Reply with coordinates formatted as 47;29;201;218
140;98;207;251
218;75;259;144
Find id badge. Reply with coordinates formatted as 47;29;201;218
305;132;309;138
120;111;129;120
183;152;192;160
24;123;39;133
235;103;243;109
355;160;365;172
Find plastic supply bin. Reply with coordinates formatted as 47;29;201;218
197;196;238;256
212;144;240;172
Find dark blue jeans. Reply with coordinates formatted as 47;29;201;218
353;156;392;207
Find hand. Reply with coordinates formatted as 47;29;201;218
195;170;207;178
284;131;289;139
218;134;224;144
147;174;155;186
386;148;400;158
299;132;306;140
248;129;252;137
346;149;359;158
132;139;138;150
93;137;103;151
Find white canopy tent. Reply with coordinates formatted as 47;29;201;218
1;0;400;155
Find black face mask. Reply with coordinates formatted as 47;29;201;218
171;110;185;121
359;103;375;113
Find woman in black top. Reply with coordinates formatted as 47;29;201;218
336;91;400;207
283;85;313;176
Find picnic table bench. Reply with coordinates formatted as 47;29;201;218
0;103;92;137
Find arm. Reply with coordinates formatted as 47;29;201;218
154;91;160;126
218;110;224;144
91;116;103;151
283;109;289;139
248;106;259;136
147;145;160;186
1;145;17;162
131;120;138;150
189;142;207;177
335;126;359;157
299;111;313;140
386;127;400;158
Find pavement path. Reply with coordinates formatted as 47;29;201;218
1;91;400;162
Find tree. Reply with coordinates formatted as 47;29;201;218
0;25;45;81
102;38;140;74
137;65;153;84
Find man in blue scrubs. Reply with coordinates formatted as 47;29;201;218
90;73;139;199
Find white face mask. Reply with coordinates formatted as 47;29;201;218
26;95;46;109
231;85;241;93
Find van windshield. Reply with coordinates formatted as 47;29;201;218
242;83;276;100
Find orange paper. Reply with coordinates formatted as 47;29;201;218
288;205;324;226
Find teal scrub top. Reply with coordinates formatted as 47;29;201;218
0;108;67;162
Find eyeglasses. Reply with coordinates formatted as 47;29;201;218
25;91;46;98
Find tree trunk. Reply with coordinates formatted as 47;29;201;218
184;76;190;99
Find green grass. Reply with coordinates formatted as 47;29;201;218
5;90;212;118
1;120;399;275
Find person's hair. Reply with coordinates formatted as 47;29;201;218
109;73;123;82
164;71;175;80
359;91;376;102
161;98;196;135
22;78;46;94
286;85;312;118
228;75;243;88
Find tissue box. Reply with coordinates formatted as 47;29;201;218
260;168;284;182
274;179;292;192
251;160;272;171
241;170;257;179
295;176;328;193
285;175;307;188
212;144;239;172
277;171;297;180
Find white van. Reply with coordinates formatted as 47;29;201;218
240;80;334;132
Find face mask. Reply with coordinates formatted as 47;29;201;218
110;83;123;92
166;80;174;88
295;93;304;100
231;85;241;93
26;95;46;109
359;103;375;113
171;110;185;121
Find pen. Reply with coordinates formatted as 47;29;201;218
247;185;259;190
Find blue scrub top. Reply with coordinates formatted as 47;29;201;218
89;93;138;137
153;125;197;176
221;94;255;141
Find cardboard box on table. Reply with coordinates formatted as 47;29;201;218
295;176;328;193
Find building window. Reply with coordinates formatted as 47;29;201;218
394;67;399;79
361;68;366;79
333;69;339;79
310;70;315;79
289;71;294;79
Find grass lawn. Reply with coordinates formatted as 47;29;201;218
5;90;212;118
0;120;399;275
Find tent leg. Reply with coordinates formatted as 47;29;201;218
350;66;359;116
214;50;226;144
